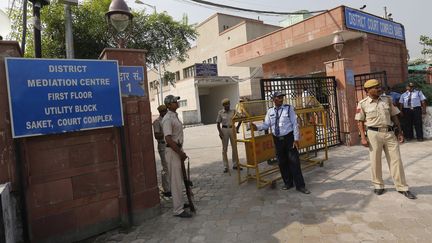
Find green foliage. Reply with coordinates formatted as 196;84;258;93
163;70;175;86
420;35;432;57
408;58;427;66
7;0;197;64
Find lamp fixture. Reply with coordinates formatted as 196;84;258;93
332;32;345;59
105;0;133;32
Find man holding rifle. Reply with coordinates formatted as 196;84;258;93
162;95;194;218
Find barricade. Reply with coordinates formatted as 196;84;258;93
232;96;328;188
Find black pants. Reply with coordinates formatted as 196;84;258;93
273;132;306;189
402;107;423;139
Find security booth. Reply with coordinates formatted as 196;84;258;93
232;96;328;188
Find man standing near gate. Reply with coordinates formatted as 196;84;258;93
399;82;427;141
251;91;310;194
355;79;416;199
162;95;193;218
152;105;171;197
216;98;240;173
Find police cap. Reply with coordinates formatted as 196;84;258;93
164;95;180;105
157;105;167;112
221;98;230;105
364;79;380;89
271;91;286;99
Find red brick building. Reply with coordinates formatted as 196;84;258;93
226;6;408;145
226;6;408;86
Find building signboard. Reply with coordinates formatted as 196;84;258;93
195;63;218;77
5;58;124;138
345;7;405;40
119;66;145;97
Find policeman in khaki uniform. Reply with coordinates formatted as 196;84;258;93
216;98;240;173
162;95;193;218
152;105;171;197
355;79;416;199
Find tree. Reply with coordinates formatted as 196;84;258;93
420;35;432;57
7;0;197;65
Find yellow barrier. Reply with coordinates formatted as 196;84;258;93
232;96;328;188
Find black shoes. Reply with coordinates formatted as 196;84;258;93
374;189;385;195
162;191;172;197
373;189;416;199
417;138;424;142
223;168;229;173
296;187;311;194
398;190;417;199
232;166;243;171
175;211;192;218
281;184;294;190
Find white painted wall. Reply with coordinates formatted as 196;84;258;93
199;84;239;124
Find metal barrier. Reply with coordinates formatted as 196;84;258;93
232;97;328;188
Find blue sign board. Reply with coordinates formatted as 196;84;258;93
345;7;405;40
5;58;124;138
119;66;145;97
195;63;218;77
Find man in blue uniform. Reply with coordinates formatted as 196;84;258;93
251;91;310;194
399;82;427;141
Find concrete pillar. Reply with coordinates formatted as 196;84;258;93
100;48;160;224
325;58;359;146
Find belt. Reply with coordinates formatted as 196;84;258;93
404;107;421;110
222;125;232;128
158;141;165;144
273;131;293;140
368;126;393;132
166;143;182;148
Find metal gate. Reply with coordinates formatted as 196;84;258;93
354;71;387;102
260;76;341;147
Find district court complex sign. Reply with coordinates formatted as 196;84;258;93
5;58;124;138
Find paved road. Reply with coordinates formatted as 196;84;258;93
93;124;432;243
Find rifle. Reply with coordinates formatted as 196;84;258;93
181;157;196;212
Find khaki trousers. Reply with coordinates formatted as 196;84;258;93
165;148;185;215
157;142;170;193
221;127;238;168
367;130;409;191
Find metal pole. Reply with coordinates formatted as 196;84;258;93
33;1;42;58
21;0;28;53
64;4;74;58
158;64;163;103
384;6;388;19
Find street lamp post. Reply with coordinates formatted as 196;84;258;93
105;0;133;48
134;1;163;103
29;0;50;58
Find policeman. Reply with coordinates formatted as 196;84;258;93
251;91;310;194
162;95;193;218
216;98;240;173
399;82;427;141
152;105;171;197
355;79;416;199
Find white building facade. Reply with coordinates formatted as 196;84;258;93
147;13;280;124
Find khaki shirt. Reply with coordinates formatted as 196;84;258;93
161;110;184;145
355;95;400;127
216;109;235;127
152;116;164;143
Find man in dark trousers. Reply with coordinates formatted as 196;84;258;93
399;82;427;141
251;91;310;194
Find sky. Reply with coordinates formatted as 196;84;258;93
1;0;431;60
